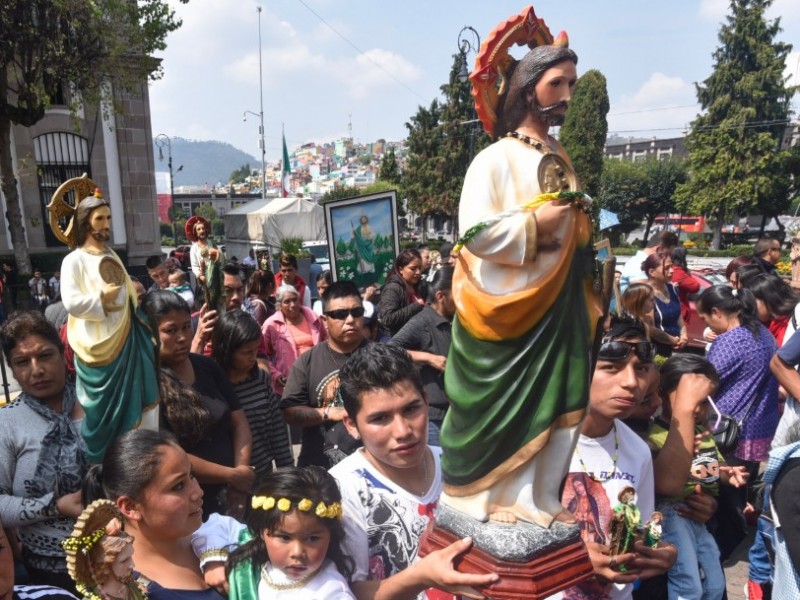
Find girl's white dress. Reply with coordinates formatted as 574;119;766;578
257;560;355;599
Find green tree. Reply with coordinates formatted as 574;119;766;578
319;186;360;205
674;0;796;249
559;70;610;197
0;0;188;273
194;203;217;221
402;99;444;240
379;148;401;184
229;164;251;184
598;157;687;244
437;54;491;237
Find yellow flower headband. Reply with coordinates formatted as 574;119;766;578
251;495;343;519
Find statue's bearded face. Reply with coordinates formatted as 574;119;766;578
527;60;577;127
195;223;207;240
88;206;112;243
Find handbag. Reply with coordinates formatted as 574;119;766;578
712;376;766;453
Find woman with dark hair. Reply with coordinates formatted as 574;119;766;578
261;284;326;395
641;253;687;356
390;266;456;445
726;255;756;288
83;429;223;600
211;310;293;477
696;285;780;558
377;248;425;336
312;270;333;316
670;247;700;326
741;272;800;346
0;311;87;594
141;291;253;518
243;270;275;326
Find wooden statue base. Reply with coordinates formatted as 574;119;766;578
419;518;594;600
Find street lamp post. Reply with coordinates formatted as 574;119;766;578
455;26;481;242
256;6;267;199
457;26;481;84
243;109;266;198
155;133;182;245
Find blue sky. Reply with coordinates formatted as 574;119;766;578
149;0;800;165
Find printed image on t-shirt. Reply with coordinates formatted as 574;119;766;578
562;472;613;545
690;446;719;486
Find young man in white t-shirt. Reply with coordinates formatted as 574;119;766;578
557;317;677;600
331;344;498;600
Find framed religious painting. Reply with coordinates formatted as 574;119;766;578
323;190;400;288
594;238;612;261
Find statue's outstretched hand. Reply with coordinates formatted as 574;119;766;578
101;283;123;313
534;201;571;252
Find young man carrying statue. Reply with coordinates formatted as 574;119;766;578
53;180;158;463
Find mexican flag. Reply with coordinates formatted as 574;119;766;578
282;132;291;197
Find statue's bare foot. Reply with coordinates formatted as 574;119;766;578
553;509;577;525
488;511;517;524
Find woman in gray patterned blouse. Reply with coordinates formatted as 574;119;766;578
0;311;87;594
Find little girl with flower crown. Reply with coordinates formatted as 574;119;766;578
210;467;356;600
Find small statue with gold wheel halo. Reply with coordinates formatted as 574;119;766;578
48;175;159;463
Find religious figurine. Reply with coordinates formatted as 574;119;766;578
351;215;376;274
608;487;641;557
643;510;663;549
187;216;223;311
790;231;800;289
439;8;601;529
49;176;159;463
62;499;148;600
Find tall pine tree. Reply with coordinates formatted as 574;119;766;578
674;0;796;248
559;69;610;198
402;99;444;239
379;148;401;184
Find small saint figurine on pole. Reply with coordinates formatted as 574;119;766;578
186;216;223;311
48;175;159;463
62;499;148;600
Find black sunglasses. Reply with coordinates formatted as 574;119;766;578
324;306;366;320
598;340;655;363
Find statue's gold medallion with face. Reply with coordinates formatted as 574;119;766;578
538;153;576;194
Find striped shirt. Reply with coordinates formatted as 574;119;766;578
232;369;294;475
14;585;78;600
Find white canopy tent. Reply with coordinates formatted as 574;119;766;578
224;197;326;259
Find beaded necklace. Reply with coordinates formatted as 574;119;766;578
260;563;323;590
505;130;555;152
573;422;620;482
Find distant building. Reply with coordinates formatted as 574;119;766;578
1;84;161;265
604;136;688;162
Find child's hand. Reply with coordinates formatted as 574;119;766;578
693;429;710;454
669;374;715;418
202;561;228;595
720;465;750;488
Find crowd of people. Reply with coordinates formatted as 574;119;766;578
1;230;798;600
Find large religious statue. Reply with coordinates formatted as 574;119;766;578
187;215;223;310
423;7;604;597
49;176;158;463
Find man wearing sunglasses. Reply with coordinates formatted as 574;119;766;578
281;281;369;468
559;316;676;599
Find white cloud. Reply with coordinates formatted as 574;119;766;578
698;0;728;22
608;73;699;137
347;49;422;99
